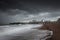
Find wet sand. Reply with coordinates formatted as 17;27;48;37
39;22;60;40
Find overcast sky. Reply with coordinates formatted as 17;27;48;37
0;0;60;24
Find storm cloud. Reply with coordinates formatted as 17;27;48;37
0;0;60;24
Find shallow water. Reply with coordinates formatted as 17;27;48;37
0;24;53;40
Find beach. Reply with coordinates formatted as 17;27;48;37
0;24;52;40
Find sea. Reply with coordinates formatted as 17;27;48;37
0;24;53;40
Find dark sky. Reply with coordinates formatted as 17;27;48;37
0;0;60;24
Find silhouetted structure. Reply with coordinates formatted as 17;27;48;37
57;18;60;22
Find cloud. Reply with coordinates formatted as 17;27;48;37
0;9;29;24
50;11;60;17
38;12;51;17
0;9;60;24
0;9;28;15
13;12;51;22
22;12;60;21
